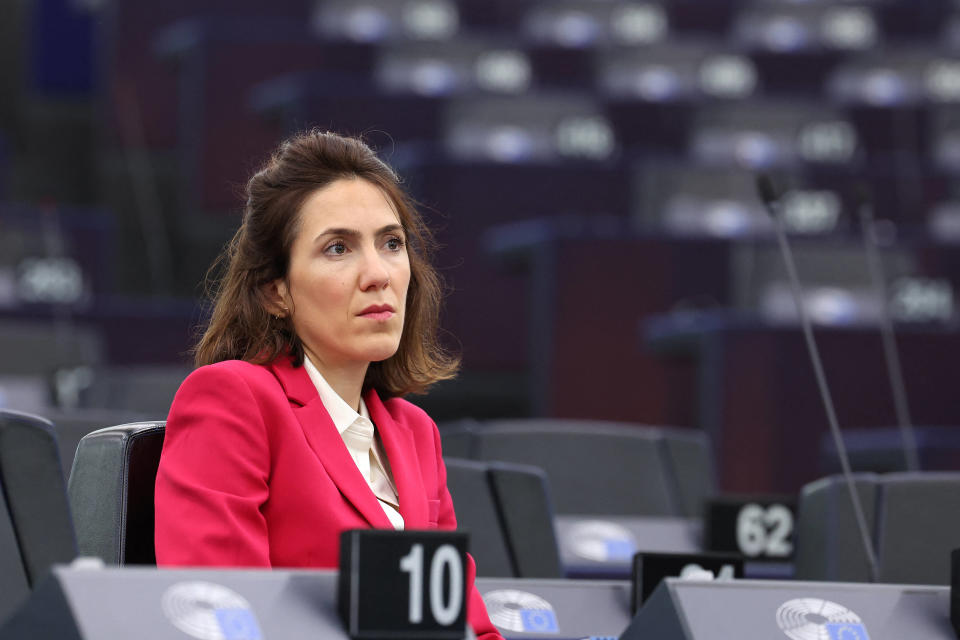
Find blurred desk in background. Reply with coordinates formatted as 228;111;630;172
484;218;733;423
555;515;700;579
646;311;960;494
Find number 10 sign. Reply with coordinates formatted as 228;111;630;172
338;530;469;639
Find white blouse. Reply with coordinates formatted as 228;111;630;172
303;357;405;530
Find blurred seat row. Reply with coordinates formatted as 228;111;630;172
46;0;960;222
6;0;960;258
6;406;960;628
440;418;713;518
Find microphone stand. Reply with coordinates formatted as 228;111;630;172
857;199;920;472
757;174;881;583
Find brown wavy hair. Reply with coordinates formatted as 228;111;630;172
193;129;459;396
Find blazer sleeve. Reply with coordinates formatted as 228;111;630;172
431;423;504;640
155;364;272;567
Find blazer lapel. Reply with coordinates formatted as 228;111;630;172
270;358;392;529
366;390;429;529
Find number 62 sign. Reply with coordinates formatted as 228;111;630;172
338;530;469;639
703;496;797;560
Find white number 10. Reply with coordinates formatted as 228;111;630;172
399;544;464;625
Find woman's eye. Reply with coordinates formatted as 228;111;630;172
385;237;405;251
324;241;347;256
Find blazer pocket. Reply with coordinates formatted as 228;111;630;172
426;499;440;529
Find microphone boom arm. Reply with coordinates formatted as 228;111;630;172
757;174;882;583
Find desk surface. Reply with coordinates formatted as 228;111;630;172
2;566;635;640
626;578;953;640
555;515;701;579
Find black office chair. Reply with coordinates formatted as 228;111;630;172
445;458;514;577
795;471;960;584
486;460;565;578
67;422;165;565
438;418;482;459
0;480;29;626
445;457;563;578
79;365;190;415
0;410;77;623
660;429;717;520
471;419;714;518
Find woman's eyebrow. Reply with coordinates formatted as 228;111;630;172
313;224;405;243
313;227;360;243
379;224;405;236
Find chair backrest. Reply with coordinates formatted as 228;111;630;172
67;422;165;565
0;320;102;378
80;365;191;415
877;472;960;584
0;410;77;587
485;461;563;578
473;419;714;517
438;418;482;459
445;458;514;577
660;429;716;519
444;457;562;578
793;473;880;583
42;407;150;478
0;478;30;625
795;471;960;584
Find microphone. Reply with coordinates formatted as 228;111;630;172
855;187;920;472
755;173;881;583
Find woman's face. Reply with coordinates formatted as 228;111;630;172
274;177;411;372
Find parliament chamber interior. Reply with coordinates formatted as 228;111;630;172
5;0;960;638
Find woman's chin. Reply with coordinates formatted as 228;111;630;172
363;342;402;364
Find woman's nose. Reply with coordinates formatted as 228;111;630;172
359;250;391;290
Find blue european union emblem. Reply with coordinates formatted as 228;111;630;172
520;609;559;633
825;622;870;640
604;539;635;561
214;608;263;640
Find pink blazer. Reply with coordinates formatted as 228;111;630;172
155;357;501;639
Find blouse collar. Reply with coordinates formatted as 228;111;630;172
302;355;370;436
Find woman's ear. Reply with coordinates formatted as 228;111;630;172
262;279;291;317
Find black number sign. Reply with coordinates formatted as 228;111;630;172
337;529;468;640
704;495;797;560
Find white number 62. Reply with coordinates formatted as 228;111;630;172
736;503;793;557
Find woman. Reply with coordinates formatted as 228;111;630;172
154;130;502;639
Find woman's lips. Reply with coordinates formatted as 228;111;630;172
359;304;394;321
360;310;394;321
